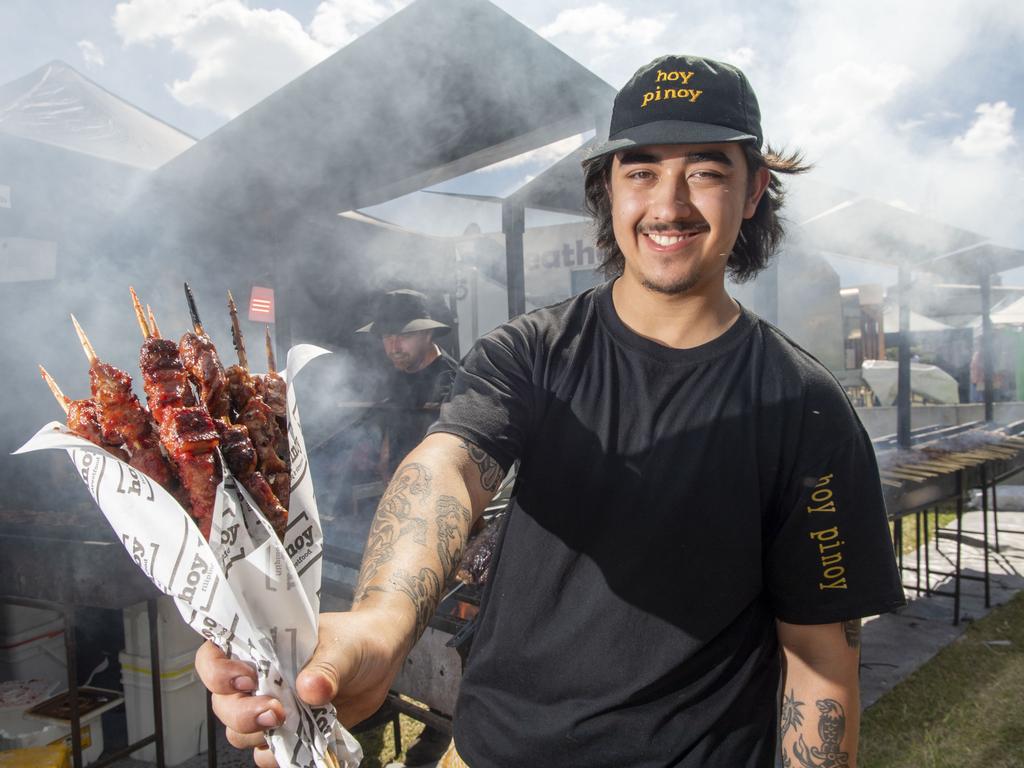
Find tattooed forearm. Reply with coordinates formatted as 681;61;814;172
842;619;861;649
361;567;442;640
354;463;433;603
787;699;849;768
435;494;471;580
459;439;504;493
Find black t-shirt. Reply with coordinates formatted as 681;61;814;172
383;350;457;475
428;281;905;768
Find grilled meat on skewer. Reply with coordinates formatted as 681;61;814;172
163;407;220;538
131;289;221;536
39;365;131;462
139;338;198;426
70;313;178;492
179;331;232;420
216;421;287;537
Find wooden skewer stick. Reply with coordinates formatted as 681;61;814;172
39;365;70;415
129;287;152;339
184;282;204;335
265;326;276;374
147;304;162;339
70;314;98;365
227;291;249;370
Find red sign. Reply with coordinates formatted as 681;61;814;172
248;286;275;323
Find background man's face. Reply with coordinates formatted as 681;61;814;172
382;330;434;372
608;142;766;296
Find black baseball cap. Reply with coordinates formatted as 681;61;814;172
355;289;450;336
585;55;762;161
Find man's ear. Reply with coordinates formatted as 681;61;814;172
744;167;771;219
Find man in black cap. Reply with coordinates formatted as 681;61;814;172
198;55;904;768
356;289;458;483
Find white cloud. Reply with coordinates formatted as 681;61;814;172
308;0;408;49
953;102;1017;158
723;46;755;70
77;40;105;69
539;3;672;51
113;0;336;118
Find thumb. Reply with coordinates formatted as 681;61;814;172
295;633;361;707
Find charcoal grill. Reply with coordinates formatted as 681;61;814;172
0;507;216;768
875;419;1024;623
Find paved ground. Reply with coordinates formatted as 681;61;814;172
106;503;1024;767
860;506;1024;708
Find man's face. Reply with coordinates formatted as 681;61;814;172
382;330;434;372
608;143;769;296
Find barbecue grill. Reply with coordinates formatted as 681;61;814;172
875;419;1024;623
0;506;187;768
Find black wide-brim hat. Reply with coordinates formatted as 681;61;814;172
355;288;450;337
585;55;762;162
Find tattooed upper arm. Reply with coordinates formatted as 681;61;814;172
458;439;505;494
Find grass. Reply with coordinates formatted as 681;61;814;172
891;508;960;554
860;590;1024;768
353;713;427;768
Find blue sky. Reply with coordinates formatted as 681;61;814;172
2;0;1023;283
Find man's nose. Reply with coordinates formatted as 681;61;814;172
649;174;692;221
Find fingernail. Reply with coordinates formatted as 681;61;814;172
232;676;257;692
257;709;280;728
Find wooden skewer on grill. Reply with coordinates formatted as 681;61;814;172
265;326;276;374
129;286;152;339
70;314;97;365
227;291;249;371
147;305;161;339
38;365;70;415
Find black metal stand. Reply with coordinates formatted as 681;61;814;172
0;595;165;767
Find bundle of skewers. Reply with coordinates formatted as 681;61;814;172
876;428;1024;487
38;285;291;540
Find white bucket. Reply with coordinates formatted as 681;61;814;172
0;619;67;685
118;648;207;766
0;706;104;765
122;598;202;660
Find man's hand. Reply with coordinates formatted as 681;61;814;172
195;432;504;765
195;608;410;767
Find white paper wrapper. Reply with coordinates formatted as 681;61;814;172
15;344;362;768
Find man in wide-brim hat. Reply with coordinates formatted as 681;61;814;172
357;289;457;485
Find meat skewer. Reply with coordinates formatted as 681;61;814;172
261;326;288;437
175;285;288;535
70;313;178;491
179;283;232;420
222;292;290;508
131;288;221;538
38;364;130;462
147;305;161;339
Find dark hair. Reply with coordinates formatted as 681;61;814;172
581;144;812;283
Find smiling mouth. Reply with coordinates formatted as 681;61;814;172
641;225;710;247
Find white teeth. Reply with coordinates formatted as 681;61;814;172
649;233;684;246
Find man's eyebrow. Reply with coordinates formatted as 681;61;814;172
617;149;734;166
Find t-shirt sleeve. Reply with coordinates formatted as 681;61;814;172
426;327;535;472
765;397;906;624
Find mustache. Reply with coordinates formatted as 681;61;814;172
637;221;710;234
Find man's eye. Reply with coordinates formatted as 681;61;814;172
690;169;724;181
627;170;655;181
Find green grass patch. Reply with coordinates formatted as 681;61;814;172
891;508;960;554
860;591;1024;768
353;713;427;768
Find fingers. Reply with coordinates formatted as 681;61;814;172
195;641;258;695
254;744;278;768
224;727;266;751
210;692;285;736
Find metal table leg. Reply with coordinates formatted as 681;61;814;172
64;604;83;768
